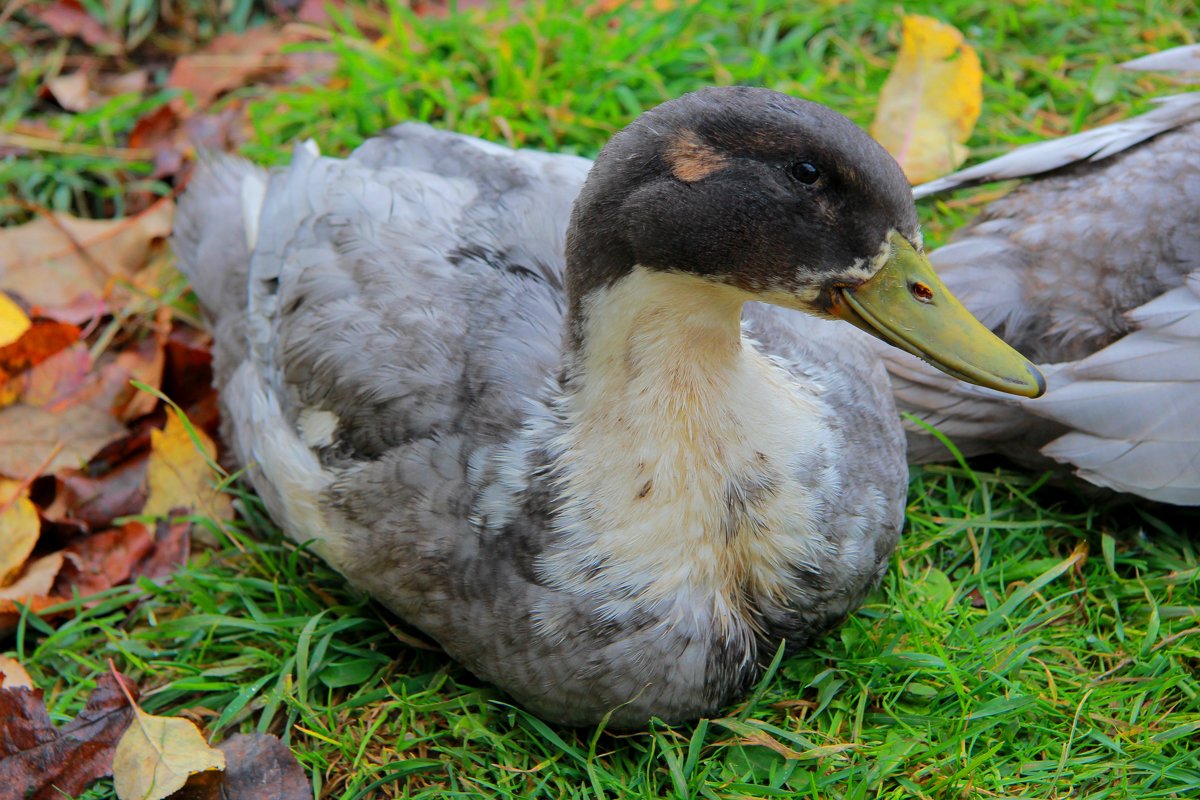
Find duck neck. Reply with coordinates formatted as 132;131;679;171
547;266;823;622
563;266;745;402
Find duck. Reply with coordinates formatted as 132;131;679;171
173;86;1041;727
879;46;1200;506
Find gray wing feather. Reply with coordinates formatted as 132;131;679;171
1119;44;1200;74
913;93;1200;198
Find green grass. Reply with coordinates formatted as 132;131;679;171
4;1;1200;798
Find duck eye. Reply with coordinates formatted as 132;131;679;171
788;161;820;185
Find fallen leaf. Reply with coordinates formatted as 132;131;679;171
112;692;225;800
0;672;138;800
162;325;214;410
0;201;174;312
46;68;150;114
129;104;252;181
130;520;191;584
0;479;40;585
53;522;154;599
0;319;82;388
54;455;150;529
109;310;170;421
142;410;233;522
166;27;308;109
0;401;126;478
870;15;982;183
0;293;30;348
9;343;91;409
0;596;62;632
172;734;311;800
46;70;94;113
25;0;122;51
0;657;33;690
0;552;64;602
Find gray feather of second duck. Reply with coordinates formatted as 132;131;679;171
887;88;1200;505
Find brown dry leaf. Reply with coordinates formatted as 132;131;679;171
172;734;312;800
0;479;40;585
869;15;982;184
143;410;233;522
0;671;138;800
166;26;311;109
130;520;192;584
0;292;30;348
0;656;33;690
0;401;126;478
112;697;225;800
0;200;174;311
54;455;150;529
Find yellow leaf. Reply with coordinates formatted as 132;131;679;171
870;15;982;184
142;409;233;522
0;479;40;585
0;292;30;348
112;704;225;800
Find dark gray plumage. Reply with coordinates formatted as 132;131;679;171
173;89;946;726
883;86;1200;505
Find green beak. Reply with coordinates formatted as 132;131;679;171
830;232;1045;398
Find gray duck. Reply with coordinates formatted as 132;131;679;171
882;47;1200;505
173;87;1040;727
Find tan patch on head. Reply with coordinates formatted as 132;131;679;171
665;130;728;182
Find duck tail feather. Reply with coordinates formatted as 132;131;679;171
173;153;269;315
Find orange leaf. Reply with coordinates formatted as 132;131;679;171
0;319;81;388
870;15;982;183
142;410;232;522
54;522;154;598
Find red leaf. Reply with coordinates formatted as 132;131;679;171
25;1;122;51
0;672;138;800
52;522;154;598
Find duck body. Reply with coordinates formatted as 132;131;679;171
175;88;1037;725
884;87;1200;504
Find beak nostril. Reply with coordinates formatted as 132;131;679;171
910;281;934;303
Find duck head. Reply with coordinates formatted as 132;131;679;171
565;86;1045;398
